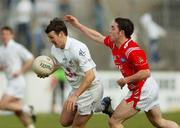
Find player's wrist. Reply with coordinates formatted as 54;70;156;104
124;77;129;84
73;92;79;98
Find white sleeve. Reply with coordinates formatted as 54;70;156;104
74;45;96;72
18;45;33;61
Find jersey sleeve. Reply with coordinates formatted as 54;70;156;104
18;45;33;61
126;47;149;71
74;45;96;72
104;36;114;49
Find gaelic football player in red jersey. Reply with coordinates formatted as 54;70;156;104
64;15;180;128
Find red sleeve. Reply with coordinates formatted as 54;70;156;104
127;48;149;71
104;36;114;49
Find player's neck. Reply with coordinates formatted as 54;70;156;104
3;41;9;47
116;37;128;48
60;36;67;49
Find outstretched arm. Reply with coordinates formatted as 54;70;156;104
64;15;105;44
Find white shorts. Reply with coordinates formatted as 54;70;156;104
69;82;103;115
125;76;159;112
4;76;26;99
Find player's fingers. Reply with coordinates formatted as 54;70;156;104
64;101;68;109
65;101;69;111
65;15;74;22
71;102;74;111
72;102;75;111
64;15;70;20
37;75;44;78
65;101;69;108
65;15;72;18
67;102;71;111
67;101;73;112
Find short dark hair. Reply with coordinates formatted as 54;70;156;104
45;17;68;36
115;17;134;38
1;26;14;34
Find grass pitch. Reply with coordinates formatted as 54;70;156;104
0;112;180;128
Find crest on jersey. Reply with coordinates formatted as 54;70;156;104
120;57;126;63
63;57;67;61
138;56;144;63
79;49;86;56
68;60;74;67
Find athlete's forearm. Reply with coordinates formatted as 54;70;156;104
0;66;4;71
73;69;95;97
124;69;151;84
21;58;34;73
76;23;105;44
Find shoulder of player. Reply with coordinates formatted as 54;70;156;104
11;41;25;50
124;40;142;58
69;37;86;47
69;37;88;52
123;39;138;48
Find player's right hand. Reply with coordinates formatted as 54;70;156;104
117;78;127;89
37;74;49;78
64;15;80;27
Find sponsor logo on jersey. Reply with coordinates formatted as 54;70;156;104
79;49;86;56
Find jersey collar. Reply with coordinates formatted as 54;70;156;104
3;39;14;47
121;38;131;49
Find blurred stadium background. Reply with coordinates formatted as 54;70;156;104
0;0;180;128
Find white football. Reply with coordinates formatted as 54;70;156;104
32;55;54;76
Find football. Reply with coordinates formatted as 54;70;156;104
32;55;54;76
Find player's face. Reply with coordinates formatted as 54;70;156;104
109;21;120;42
0;30;13;43
47;31;65;48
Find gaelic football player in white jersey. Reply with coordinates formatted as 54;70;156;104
0;26;36;128
43;18;113;128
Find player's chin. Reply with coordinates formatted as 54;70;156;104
109;36;115;42
54;44;58;48
54;43;59;48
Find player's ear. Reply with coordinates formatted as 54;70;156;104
58;31;64;37
119;30;125;37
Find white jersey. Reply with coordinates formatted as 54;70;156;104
51;37;100;89
0;40;33;80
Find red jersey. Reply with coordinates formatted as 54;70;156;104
104;36;149;91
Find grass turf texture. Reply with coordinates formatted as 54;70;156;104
0;112;180;128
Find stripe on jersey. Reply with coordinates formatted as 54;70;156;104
125;47;141;58
125;86;143;110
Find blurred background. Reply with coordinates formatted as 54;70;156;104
1;0;180;70
0;0;180;128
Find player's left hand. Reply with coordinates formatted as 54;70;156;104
117;78;127;89
12;70;22;78
37;74;49;78
65;94;78;112
64;15;80;27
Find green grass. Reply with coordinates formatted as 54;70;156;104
0;112;180;128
